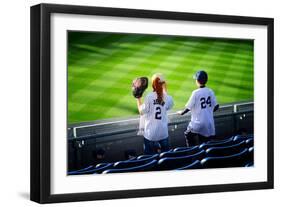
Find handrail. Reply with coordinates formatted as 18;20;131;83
68;110;253;141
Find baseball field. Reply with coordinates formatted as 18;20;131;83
68;32;254;124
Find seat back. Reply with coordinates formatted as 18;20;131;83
199;138;236;150
114;154;158;169
245;138;254;148
205;141;246;157
68;163;113;175
233;134;253;142
102;160;158;174
176;160;202;170
160;146;200;158
173;146;191;152
68;165;95;175
157;150;205;171
207;137;233;144
247;147;254;164
137;154;159;160
201;148;249;168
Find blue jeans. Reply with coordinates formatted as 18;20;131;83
143;137;170;155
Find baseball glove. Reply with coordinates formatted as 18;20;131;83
132;77;148;98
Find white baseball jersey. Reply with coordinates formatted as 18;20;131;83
140;92;174;141
185;87;217;137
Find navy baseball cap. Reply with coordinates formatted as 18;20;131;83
193;70;208;84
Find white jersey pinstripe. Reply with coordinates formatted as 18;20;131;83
185;87;217;137
140;92;174;141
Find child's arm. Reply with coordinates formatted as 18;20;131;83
177;107;190;115
136;98;143;114
213;104;219;112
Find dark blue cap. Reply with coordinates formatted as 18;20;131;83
193;70;208;84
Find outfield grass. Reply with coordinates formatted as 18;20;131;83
68;32;253;124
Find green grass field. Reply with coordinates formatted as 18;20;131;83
68;32;253;124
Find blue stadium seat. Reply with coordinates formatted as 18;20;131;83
201;148;249;168
68;163;113;175
176;160;202;170
233;134;254;142
157;150;206;171
159;146;200;158
68;165;95;175
245;162;254;167
173;146;190;152
199;138;235;150
245;138;254;148
137;154;159;160
114;154;158;169
102;159;158;174
207;137;233;144
247;147;254;163
205;141;246;157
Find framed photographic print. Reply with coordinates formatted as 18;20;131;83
30;3;274;203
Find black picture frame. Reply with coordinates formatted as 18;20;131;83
30;3;274;204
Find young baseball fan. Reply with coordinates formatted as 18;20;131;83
136;73;174;154
178;70;219;146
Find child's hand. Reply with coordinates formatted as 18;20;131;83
176;110;183;115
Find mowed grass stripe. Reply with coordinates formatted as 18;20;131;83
68;36;188;121
69;38;209;121
68;36;203;103
68;33;130;69
68;33;254;123
173;40;244;108
69;37;199;116
210;43;253;102
68;36;168;111
102;40;205;118
166;41;226;108
69;36;182;98
68;35;157;92
68;35;161;98
89;40;213;119
68;33;112;65
69;39;213;119
174;40;253;105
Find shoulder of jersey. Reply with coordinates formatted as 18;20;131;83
206;87;214;94
164;93;172;100
193;88;201;93
146;91;155;98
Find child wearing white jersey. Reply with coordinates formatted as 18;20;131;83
178;70;219;146
136;73;174;154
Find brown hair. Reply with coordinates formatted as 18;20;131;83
152;77;164;104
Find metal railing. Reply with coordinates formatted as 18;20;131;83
68;101;253;141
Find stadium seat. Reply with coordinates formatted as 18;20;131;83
245;138;254;148
137;154;159;160
233;134;254;142
159;146;200;158
68;163;113;175
207;137;233;144
245;162;254;167
173;146;190;152
68;165;95;175
199;138;235;150
114;154;158;169
102;159;158;174
205;141;246;157
201;148;249;168
157;150;206;171
176;160;202;170
247;147;254;163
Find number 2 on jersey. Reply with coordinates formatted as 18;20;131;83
200;96;211;109
155;106;162;120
